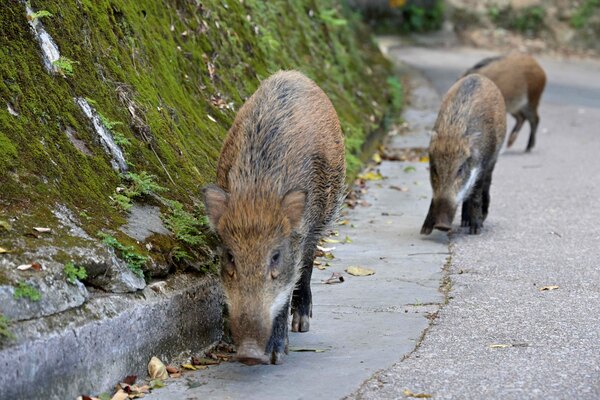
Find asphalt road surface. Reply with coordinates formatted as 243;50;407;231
353;45;600;399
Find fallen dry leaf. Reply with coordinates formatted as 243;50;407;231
322;272;344;284
357;170;384;181
191;356;219;366
324;253;335;260
316;245;335;252
489;344;511;349
181;363;205;371
148;356;168;380
371;153;382;164
419;155;429;163
122;375;137;385
346;266;375;276
403;389;432;398
338;220;349;226
322;238;340;244
17;264;32;271
539;285;559;291
390;185;408;192
165;365;179;374
288;347;327;353
343;235;352;244
110;390;129;400
0;247;9;254
33;227;52;233
31;262;42;271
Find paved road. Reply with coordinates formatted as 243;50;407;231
145;58;448;400
353;45;600;399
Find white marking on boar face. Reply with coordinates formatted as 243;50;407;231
457;167;479;204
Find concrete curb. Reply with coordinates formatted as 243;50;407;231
0;274;223;399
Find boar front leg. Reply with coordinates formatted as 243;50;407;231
291;242;315;333
266;299;291;364
481;170;493;222
461;199;471;228
466;180;484;234
420;199;436;235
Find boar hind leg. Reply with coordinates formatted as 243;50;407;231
522;106;540;152
466;180;485;234
507;112;526;148
266;300;291;364
481;171;493;222
291;243;315;333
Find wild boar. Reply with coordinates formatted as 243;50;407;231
421;74;506;235
202;71;345;365
463;52;546;152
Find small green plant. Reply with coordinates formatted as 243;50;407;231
98;232;147;277
112;171;166;212
64;262;87;284
113;132;131;147
13;281;41;302
570;0;600;29
386;76;404;112
98;113;124;131
163;200;209;247
123;171;166;198
0;314;13;340
28;9;53;21
52;56;79;77
319;9;348;27
488;6;545;35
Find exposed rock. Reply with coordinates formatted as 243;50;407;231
120;204;170;242
0;272;87;322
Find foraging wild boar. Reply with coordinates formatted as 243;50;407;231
421;74;506;235
463;52;546;152
202;71;345;365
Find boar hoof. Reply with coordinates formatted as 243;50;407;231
271;351;286;365
291;312;310;332
468;222;482;235
420;223;433;235
433;223;452;232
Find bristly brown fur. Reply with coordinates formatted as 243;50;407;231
463;51;546;151
203;70;345;364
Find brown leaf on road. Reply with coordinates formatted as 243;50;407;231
148;356;168;380
539;285;559;291
322;272;344;284
403;388;432;398
181;363;207;371
390;185;408;192
346;266;375;276
191;356;219;366
165;365;179;374
122;375;137;385
110;390;129;400
31;262;42;271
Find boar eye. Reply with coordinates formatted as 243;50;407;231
270;251;281;267
226;250;235;265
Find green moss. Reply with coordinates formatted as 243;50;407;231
13;281;41;302
0;314;13;341
1;0;396;273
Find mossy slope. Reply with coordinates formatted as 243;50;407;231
0;0;392;269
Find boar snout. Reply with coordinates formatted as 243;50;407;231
421;199;456;235
236;339;270;365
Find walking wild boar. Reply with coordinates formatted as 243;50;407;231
421;74;506;235
202;71;345;365
463;52;546;152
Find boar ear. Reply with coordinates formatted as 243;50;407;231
202;185;229;228
281;190;306;230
